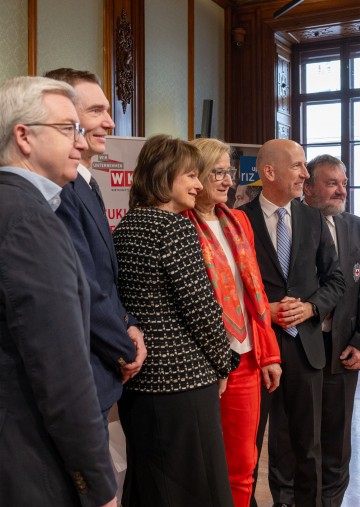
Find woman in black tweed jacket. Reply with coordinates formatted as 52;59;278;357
113;135;239;507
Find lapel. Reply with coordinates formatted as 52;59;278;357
333;213;348;268
73;174;118;273
246;196;285;279
289;199;302;275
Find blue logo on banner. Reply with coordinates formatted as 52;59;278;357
238;156;260;186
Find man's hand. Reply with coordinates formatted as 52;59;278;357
100;496;117;507
261;363;282;393
340;345;360;370
121;326;147;384
270;297;313;328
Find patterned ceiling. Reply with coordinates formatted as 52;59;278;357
232;0;360;43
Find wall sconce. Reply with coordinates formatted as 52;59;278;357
232;27;246;48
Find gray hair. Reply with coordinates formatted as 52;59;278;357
306;154;346;187
0;76;76;165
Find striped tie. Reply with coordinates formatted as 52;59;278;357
277;208;297;337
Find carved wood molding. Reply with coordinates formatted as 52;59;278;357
115;9;134;114
28;0;37;75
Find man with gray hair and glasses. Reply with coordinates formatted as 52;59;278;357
0;76;117;507
268;154;360;507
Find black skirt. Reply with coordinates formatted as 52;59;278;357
118;383;234;507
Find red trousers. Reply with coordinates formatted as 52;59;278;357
221;350;261;507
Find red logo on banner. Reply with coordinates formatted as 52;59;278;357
110;171;133;188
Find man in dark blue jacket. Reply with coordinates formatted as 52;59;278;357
45;68;146;428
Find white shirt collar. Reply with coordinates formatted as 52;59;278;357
259;191;292;218
77;163;92;185
1;166;62;211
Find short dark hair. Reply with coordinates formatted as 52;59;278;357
245;185;261;200
306;154;346;186
129;134;203;209
43;68;101;87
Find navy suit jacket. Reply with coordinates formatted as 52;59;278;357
241;196;345;369
0;172;116;505
330;212;360;373
56;170;136;410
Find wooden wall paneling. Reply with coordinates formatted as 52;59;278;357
258;17;277;142
110;0;144;137
28;0;37;75
103;0;114;118
275;35;292;140
230;11;263;143
230;0;360;144
188;0;195;141
224;4;233;142
131;0;145;137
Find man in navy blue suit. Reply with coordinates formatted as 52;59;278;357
44;68;146;428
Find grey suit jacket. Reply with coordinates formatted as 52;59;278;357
241;196;345;369
331;212;360;373
0;172;116;506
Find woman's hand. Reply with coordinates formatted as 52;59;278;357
218;377;228;398
261;363;282;393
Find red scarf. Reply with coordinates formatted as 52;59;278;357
185;204;269;343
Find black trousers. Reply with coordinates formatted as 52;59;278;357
267;356;358;507
251;331;323;507
118;384;234;507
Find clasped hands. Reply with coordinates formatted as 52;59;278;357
270;296;314;329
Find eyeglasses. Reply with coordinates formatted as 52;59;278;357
210;167;237;182
24;122;86;142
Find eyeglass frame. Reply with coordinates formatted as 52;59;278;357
210;166;237;182
23;122;86;142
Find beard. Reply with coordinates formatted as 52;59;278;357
320;200;346;216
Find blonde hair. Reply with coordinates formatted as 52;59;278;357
190;138;231;184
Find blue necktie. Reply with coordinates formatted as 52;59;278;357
277;208;297;337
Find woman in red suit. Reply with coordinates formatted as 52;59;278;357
183;138;282;507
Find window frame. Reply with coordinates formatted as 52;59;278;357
292;38;360;214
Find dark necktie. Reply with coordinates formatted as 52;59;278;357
90;176;106;216
277;208;297;337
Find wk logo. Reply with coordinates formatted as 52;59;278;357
110;170;133;187
92;154;134;188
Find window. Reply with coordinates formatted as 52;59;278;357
293;40;360;216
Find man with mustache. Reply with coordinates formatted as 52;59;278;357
268;154;360;507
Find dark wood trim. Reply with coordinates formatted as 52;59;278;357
188;0;195;140
103;0;114;118
132;0;145;136
224;5;232;141
212;0;232;8
28;0;37;75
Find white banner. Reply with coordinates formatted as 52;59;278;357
90;136;146;232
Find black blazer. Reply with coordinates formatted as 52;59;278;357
241;196;345;369
56;172;137;411
331;212;360;373
0;172;116;506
